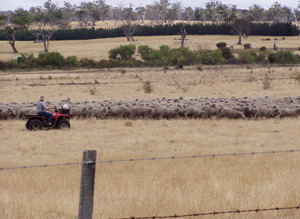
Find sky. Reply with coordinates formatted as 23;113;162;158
0;0;298;11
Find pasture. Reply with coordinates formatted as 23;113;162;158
1;35;300;218
0;35;300;62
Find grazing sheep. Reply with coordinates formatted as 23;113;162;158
276;108;300;119
254;107;279;119
218;108;246;119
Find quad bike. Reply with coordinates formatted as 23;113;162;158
26;104;71;131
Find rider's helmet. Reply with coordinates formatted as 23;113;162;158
63;104;70;110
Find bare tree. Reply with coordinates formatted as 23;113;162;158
179;23;187;47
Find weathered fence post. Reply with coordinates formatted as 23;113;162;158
78;150;97;219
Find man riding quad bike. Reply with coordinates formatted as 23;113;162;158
26;96;70;131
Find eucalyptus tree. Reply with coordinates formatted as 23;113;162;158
39;0;65;52
182;7;195;21
248;4;265;22
5;8;30;53
135;6;146;23
225;14;251;45
122;4;138;41
194;7;206;22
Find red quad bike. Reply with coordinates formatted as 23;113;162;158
26;105;71;131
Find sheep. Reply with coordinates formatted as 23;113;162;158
254;107;279;119
276;108;300;119
218;108;246;119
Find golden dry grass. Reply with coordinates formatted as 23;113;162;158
0;35;299;62
1;119;300;218
1;65;300;103
1;36;300;218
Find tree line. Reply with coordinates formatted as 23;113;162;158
0;0;299;54
0;22;297;41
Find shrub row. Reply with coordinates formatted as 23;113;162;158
0;46;299;71
0;22;298;41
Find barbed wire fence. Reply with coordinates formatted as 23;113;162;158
1;149;300;171
1;148;300;218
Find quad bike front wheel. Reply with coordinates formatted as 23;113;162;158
57;119;70;130
28;119;43;131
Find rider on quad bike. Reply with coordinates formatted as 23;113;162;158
26;96;71;131
37;96;54;126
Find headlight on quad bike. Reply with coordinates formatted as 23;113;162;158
63;104;70;110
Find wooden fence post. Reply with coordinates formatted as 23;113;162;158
78;150;97;219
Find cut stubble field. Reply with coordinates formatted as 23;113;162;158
1;36;300;218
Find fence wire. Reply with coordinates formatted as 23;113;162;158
114;204;300;219
1;149;300;171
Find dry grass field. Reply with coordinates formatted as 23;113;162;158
1;35;300;218
0;35;299;62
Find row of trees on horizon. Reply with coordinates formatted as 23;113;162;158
0;0;299;54
1;0;300;26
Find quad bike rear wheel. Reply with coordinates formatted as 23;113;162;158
57;119;70;130
28;119;43;131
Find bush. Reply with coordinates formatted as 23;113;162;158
238;50;256;64
268;51;299;64
7;60;19;68
216;42;227;48
260;46;267;51
197;49;225;65
220;47;234;60
119;60;134;67
79;58;97;67
109;45;136;60
65;56;80;68
244;43;251;49
0;60;7;70
37;52;66;67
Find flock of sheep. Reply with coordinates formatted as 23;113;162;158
1;96;300;120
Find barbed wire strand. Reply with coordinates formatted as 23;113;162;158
1;149;300;171
114;204;300;219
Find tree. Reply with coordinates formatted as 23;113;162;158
122;4;137;41
0;14;8;26
5;9;30;53
179;23;187;47
194;7;205;21
225;14;251;45
38;0;65;52
248;4;265;22
135;6;146;23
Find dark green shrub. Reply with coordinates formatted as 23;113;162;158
79;58;97;67
244;43;251;49
220;47;234;60
260;46;267;51
196;49;225;65
7;60;19;68
37;52;66;67
255;52;267;64
119;60;134;67
169;47;197;67
138;45;155;61
0;60;7;70
216;42;227;48
268;51;299;64
65;56;80;68
225;57;238;64
238;50;256;64
109;45;136;60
